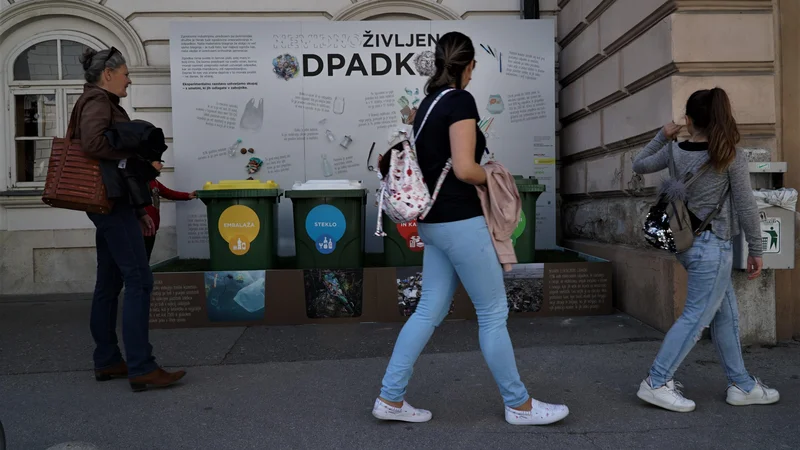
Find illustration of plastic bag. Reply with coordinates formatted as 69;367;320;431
240;98;264;131
233;278;265;313
486;95;504;115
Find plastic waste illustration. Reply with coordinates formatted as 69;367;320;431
397;96;409;109
322;272;355;314
487;95;504;115
240;98;264;131
414;51;436;76
321;154;333;177
246;157;263;174
233;277;266;313
339;135;353;150
333;97;345;115
227;138;243;157
273;53;300;80
325;129;336;143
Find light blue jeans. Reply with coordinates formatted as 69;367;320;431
649;231;755;392
379;216;530;407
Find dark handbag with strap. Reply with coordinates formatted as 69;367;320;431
41;95;113;215
643;141;729;253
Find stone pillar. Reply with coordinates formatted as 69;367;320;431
557;0;778;344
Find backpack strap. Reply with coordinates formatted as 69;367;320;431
413;89;457;220
411;88;455;147
693;172;731;235
668;140;711;188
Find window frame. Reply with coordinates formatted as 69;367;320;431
5;32;104;189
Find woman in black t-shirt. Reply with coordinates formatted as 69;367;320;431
372;31;569;426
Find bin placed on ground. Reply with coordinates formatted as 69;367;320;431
513;176;546;263
285;180;367;269
197;179;282;271
383;216;424;267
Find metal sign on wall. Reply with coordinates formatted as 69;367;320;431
169;20;557;259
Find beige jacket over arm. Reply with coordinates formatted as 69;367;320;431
475;162;521;271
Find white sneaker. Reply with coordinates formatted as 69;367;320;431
637;377;696;412
371;398;432;423
726;378;780;406
505;399;569;425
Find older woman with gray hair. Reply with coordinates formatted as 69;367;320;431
76;47;186;392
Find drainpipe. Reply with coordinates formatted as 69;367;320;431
521;0;540;19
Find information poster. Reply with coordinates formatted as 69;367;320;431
169;20;556;259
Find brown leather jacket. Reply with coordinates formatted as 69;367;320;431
75;83;134;160
74;83;143;215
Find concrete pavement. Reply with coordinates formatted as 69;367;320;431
0;299;798;449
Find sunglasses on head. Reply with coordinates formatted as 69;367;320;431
102;47;119;68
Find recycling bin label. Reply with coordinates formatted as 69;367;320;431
218;205;261;256
396;221;424;252
306;205;347;255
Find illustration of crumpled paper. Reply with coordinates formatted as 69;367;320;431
233;277;265;313
240;98;264;131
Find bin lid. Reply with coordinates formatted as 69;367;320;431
285;179;367;198
198;179;282;198
203;179;280;190
513;176;546;193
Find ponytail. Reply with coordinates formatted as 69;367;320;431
706;88;739;172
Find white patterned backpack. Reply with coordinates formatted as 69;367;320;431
375;88;454;236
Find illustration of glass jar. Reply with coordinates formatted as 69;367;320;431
321;154;333;178
333;97;345;115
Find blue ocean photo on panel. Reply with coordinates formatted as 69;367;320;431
204;271;266;323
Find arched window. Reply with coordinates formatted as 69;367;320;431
8;34;100;186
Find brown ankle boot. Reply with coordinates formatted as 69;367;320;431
129;368;186;392
95;361;128;382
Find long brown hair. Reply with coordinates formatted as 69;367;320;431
685;87;739;172
424;31;475;95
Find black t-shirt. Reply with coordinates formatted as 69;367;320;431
414;87;486;223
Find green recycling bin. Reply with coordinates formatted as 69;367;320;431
285;180;367;269
513;176;546;263
197;179;282;271
383;216;424;267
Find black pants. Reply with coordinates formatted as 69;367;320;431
87;202;157;377
144;234;156;263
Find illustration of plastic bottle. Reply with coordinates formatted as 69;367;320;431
227;138;243;157
321;154;333;178
333;97;345;115
325;129;336;142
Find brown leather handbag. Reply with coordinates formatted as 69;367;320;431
41;95;113;214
